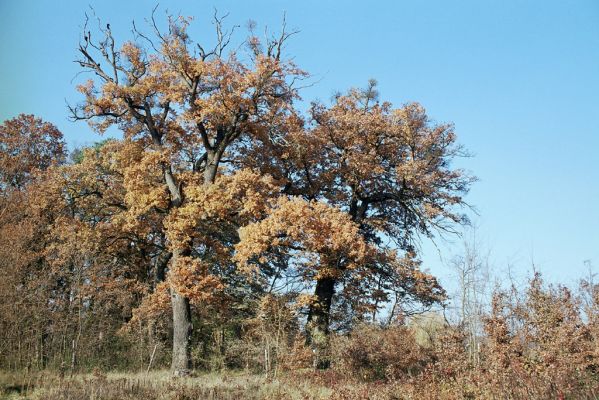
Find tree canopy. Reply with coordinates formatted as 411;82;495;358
0;11;472;374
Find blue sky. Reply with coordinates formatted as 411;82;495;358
1;0;598;288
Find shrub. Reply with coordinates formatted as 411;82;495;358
332;323;429;381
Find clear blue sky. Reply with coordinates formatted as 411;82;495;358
1;0;598;288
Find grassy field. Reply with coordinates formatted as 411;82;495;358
0;370;337;400
3;367;599;399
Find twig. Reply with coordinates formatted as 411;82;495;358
146;343;158;374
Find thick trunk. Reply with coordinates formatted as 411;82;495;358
306;277;336;369
171;288;192;376
165;167;193;376
203;150;220;185
168;153;219;376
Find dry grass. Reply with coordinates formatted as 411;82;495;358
3;367;599;400
0;370;333;400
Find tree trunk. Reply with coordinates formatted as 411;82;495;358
171;290;192;376
306;277;335;369
168;148;220;376
167;242;193;376
162;162;194;376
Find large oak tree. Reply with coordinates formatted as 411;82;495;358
236;82;472;366
70;13;305;375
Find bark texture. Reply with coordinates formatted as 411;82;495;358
306;277;336;369
171;290;192;375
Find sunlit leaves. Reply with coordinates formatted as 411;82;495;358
0;114;66;191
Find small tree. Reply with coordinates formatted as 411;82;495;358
450;227;490;366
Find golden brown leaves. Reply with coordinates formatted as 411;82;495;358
0;114;66;190
120;143;169;229
306;88;474;241
168;256;224;303
235;197;370;277
164;169;278;250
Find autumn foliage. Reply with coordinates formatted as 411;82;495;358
1;9;597;400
